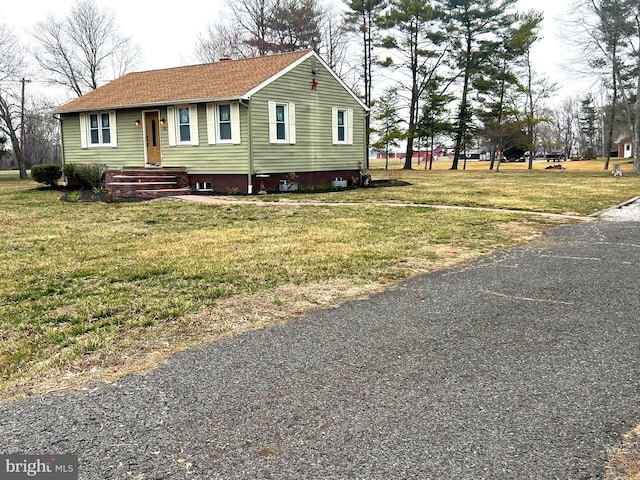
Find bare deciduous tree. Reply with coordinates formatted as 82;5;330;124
0;24;23;83
195;21;258;62
568;0;640;172
23;96;61;168
197;0;327;62
541;97;580;157
32;0;141;96
317;8;355;76
229;0;276;56
0;24;28;178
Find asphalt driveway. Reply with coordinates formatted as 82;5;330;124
1;217;639;479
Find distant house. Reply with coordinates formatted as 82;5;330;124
54;50;367;197
614;134;634;159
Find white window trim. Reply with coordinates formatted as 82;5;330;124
195;181;213;191
80;111;117;148
206;102;241;144
268;101;296;144
332;107;353;145
167;105;199;146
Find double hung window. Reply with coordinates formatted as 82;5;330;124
80;111;117;148
268;101;296;144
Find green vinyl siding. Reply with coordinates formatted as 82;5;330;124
61;109;143;168
61;105;250;174
160;104;250;174
249;57;365;174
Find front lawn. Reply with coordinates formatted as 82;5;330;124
1;164;637;401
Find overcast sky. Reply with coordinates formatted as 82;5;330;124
0;0;592;100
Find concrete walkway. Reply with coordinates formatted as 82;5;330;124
1;216;639;478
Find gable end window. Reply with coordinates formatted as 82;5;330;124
167;105;199;146
332;107;353;145
268;101;296;144
80;111;117;148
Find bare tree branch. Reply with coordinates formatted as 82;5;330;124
31;0;141;96
0;24;24;83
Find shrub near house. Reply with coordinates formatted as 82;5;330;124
31;164;62;187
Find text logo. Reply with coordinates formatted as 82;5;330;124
0;455;77;480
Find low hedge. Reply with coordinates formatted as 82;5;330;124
63;163;107;189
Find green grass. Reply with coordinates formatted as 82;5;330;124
270;160;640;215
0;165;637;400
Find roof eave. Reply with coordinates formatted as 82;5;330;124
54;95;250;114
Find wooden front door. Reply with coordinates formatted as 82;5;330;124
144;111;161;165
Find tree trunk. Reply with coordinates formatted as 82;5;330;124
526;50;534;170
9;131;26;179
604;56;617;171
452;32;472;171
403;29;420;171
363;11;372;169
428;135;435;170
634;72;640;174
0;96;27;178
404;136;414;170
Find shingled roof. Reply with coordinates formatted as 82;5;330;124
54;50;312;113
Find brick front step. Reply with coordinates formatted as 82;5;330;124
109;181;179;190
106;168;189;199
111;175;178;183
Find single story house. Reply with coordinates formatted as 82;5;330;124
54;49;367;197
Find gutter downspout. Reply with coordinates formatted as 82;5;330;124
240;99;253;194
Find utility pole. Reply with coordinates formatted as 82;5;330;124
20;78;30;153
15;77;31;179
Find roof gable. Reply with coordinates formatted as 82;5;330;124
245;51;368;111
54;50;312;113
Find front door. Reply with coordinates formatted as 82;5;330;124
144;111;161;166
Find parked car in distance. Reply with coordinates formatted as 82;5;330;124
545;151;567;162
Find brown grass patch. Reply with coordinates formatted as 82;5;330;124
607;424;640;479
